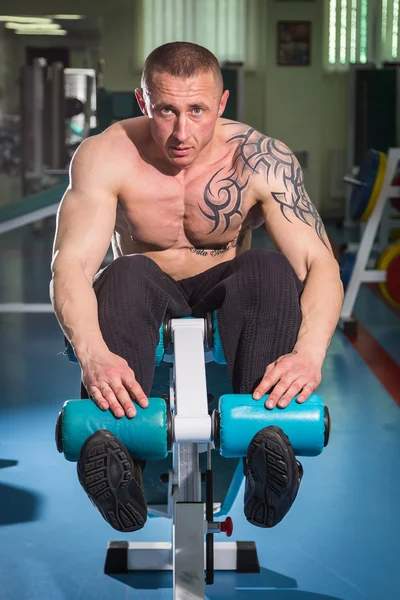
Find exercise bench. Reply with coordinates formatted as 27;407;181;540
55;312;331;600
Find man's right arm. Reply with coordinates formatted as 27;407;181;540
50;136;147;418
50;136;117;360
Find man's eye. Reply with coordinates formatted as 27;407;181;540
192;108;203;115
161;108;172;115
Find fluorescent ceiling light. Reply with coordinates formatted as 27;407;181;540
50;15;84;20
6;22;61;30
14;30;67;36
0;16;53;23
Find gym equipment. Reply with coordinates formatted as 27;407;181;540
391;173;400;213
66;97;85;119
344;150;400;251
344;64;399;229
0;178;68;236
0;121;20;176
56;314;330;600
64;68;96;141
377;241;400;307
20;61;96;193
340;148;400;334
20;60;66;191
339;251;357;289
340;240;400;302
344;149;386;222
360;153;387;222
0;177;69;313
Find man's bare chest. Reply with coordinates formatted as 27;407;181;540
116;158;261;249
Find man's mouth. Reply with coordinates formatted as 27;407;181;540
170;146;191;156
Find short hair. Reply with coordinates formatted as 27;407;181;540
141;41;223;96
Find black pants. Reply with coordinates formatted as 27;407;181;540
81;249;304;399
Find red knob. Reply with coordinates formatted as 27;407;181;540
220;516;233;537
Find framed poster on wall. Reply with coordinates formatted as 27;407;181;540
277;21;311;66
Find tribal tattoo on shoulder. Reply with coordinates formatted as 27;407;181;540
200;124;328;249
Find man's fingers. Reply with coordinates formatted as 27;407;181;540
108;381;137;418
296;382;318;404
88;372;148;418
253;366;285;399
264;377;295;408
89;386;109;411
124;376;148;408
277;379;307;408
98;383;125;418
266;379;318;409
264;362;276;376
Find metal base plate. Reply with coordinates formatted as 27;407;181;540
104;540;259;575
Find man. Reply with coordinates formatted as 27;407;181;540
50;42;343;533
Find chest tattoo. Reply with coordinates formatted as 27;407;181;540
201;125;328;249
189;228;247;257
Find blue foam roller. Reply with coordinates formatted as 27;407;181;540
155;323;164;366
59;397;169;462
212;311;227;364
218;393;328;458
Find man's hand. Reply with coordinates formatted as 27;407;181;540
81;350;149;418
252;350;323;409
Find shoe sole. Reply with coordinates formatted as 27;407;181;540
244;426;299;528
77;431;147;532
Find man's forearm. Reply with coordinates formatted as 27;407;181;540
50;267;108;362
293;258;344;360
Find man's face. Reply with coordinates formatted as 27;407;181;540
136;71;229;168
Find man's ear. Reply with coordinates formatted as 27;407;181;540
218;90;230;117
135;89;148;115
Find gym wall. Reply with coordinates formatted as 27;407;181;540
263;1;348;215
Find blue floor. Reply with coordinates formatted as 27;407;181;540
1;221;400;600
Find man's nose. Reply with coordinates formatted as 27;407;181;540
173;116;189;143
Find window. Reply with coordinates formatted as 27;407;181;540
326;0;400;69
141;0;247;66
382;0;400;60
326;0;369;70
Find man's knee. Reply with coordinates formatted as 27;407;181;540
236;249;300;284
103;254;158;277
94;255;162;290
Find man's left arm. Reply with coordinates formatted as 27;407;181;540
251;139;344;409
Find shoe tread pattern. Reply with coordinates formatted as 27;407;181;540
78;431;147;533
244;426;301;528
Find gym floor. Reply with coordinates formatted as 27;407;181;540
0;223;399;600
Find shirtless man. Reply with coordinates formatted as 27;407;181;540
50;42;343;533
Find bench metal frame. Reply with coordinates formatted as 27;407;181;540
104;318;259;599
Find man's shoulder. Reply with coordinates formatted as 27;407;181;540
106;115;148;138
218;120;293;167
94;116;148;147
75;117;147;164
218;118;250;140
218;119;287;151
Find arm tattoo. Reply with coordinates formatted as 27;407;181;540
201;125;328;249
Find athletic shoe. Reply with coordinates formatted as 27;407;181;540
77;429;147;532
244;425;303;528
